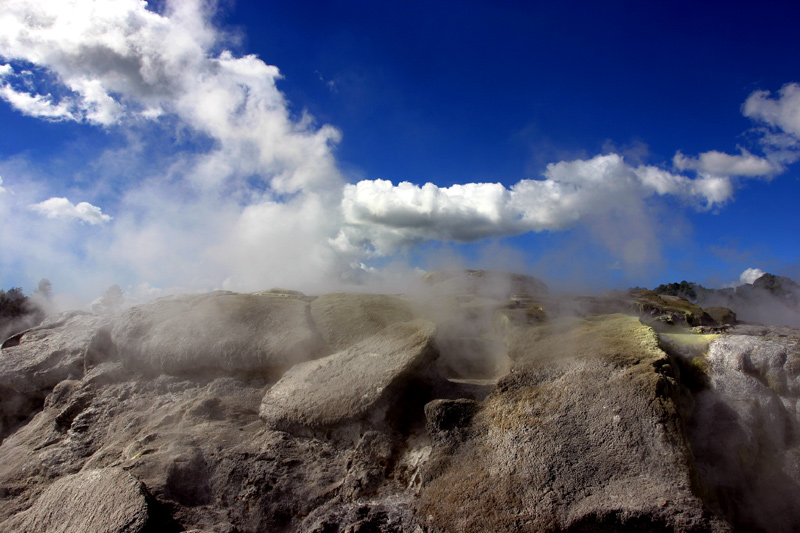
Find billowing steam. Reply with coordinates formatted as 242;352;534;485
1;0;799;303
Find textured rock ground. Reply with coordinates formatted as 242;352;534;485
0;273;797;532
418;315;729;532
0;311;109;442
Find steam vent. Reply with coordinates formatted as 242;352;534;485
1;270;799;532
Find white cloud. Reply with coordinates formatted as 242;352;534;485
0;175;7;195
29;197;111;224
0;83;76;120
673;149;776;177
340;179;518;245
741;83;800;167
743;83;800;138
0;0;342;194
71;78;124;126
728;267;766;288
740;267;766;285
336;154;728;255
0;0;199;125
688;175;733;207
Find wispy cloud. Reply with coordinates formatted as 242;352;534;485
743;82;800;166
0;83;75;121
673;149;777;178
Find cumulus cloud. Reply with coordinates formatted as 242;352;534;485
0;0;342;194
29;197;111;224
739;267;766;285
0;0;206;125
336;154;732;255
727;267;766;288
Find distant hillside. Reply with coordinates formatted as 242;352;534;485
654;272;800;327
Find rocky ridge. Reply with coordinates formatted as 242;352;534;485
0;270;797;532
655;272;800;327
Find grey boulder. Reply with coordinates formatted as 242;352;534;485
260;319;438;436
110;291;326;378
310;292;414;352
0;467;154;533
0;311;107;395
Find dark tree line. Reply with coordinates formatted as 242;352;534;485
653;280;700;301
0;279;52;342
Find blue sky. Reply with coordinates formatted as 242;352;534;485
1;0;799;303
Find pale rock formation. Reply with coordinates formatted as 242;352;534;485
0;273;797;532
310;292;414;352
260;319;438;437
110;291;327;377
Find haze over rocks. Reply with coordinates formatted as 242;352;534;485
655;272;800;327
0;270;798;532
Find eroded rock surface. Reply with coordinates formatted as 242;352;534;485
419;315;728;532
0;311;107;394
0;311;109;442
0;467;155;533
2;275;798;532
